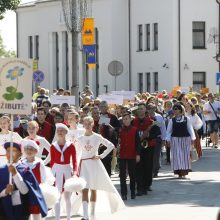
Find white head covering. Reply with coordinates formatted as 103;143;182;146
22;140;39;152
56;123;69;132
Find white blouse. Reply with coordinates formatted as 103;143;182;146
186;113;203;130
166;116;196;141
78;133;114;159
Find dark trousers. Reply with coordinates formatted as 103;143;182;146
166;146;170;163
119;159;136;196
101;156;112;176
141;147;155;192
153;138;162;175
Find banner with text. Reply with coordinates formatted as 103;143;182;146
0;58;33;115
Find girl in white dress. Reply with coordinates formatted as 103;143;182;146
66;111;85;165
77;116;125;220
24;121;51;165
0;115;22;167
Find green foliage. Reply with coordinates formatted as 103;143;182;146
0;34;16;58
0;0;21;19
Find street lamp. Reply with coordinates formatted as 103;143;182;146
61;0;89;107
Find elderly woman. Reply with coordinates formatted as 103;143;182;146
166;103;196;178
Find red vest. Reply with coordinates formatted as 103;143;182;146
120;126;137;159
133;116;152;131
32;162;41;184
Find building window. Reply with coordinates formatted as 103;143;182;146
28;36;33;59
137;24;143;51
153;23;158;50
35;35;39;59
146;72;151;92
145;24;150;51
154;72;158;91
193;72;206;91
138;73;143;93
192;22;205;49
65;32;69;89
55;32;59;89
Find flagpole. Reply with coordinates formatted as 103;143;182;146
9;114;13;184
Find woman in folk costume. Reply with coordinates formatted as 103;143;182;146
21;139;49;220
166;103;196;178
50;123;77;220
185;101;203;158
66;111;85;165
0;115;22;167
76;116;125;220
24;121;51;165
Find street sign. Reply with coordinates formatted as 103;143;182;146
216;72;220;85
83;45;96;64
33;70;45;83
108;61;123;76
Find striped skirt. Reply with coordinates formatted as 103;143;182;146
171;136;191;174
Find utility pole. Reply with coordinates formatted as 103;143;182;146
62;0;88;107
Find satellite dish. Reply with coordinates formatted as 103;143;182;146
108;61;123;76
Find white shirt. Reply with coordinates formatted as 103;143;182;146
186;113;203;130
203;101;220;121
78;133;114;159
155;113;167;140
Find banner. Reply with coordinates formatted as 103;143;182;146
111;91;135;100
99;94;123;105
50;95;75;105
0;58;32;115
83;45;96;64
82;18;95;45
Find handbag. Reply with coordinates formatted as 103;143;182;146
190;147;198;162
209;102;220;123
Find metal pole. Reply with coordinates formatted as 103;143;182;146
71;30;79;107
219;4;220;72
178;0;181;86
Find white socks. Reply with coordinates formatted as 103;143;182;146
30;214;43;220
90;201;96;216
82;201;89;219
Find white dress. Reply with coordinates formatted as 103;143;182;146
0;132;22;167
66;127;85;166
73;133;125;214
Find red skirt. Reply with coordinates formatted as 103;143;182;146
29;205;40;214
194;130;202;158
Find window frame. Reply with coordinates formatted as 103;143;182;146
153;23;158;51
146;72;151;92
145;24;150;51
154;72;158;91
138;73;143;93
137;24;143;52
192;21;206;49
193;72;206;91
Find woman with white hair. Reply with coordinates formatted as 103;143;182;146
76;116;125;220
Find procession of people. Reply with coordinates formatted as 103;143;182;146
0;84;219;220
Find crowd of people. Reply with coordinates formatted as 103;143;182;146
0;84;219;220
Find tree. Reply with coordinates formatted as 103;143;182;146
0;33;16;58
0;0;21;20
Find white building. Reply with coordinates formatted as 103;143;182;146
17;0;219;96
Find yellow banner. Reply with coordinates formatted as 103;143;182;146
88;63;96;69
82;18;95;45
33;59;38;72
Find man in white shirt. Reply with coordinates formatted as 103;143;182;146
203;93;220;148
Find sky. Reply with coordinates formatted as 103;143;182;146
0;0;30;51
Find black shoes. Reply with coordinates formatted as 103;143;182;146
131;194;136;199
147;187;152;191
136;191;143;196
122;195;127;200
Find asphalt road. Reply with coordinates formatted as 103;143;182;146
46;145;220;220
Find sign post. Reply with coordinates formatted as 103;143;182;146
0;58;32;183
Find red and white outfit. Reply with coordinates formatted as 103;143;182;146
50;141;77;192
24;136;51;165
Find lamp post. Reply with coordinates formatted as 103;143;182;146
61;0;88;107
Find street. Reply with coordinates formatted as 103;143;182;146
46;145;220;220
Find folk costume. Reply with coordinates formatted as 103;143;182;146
167;116;196;177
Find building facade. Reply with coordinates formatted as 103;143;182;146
17;0;219;95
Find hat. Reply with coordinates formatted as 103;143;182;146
22;140;39;152
56;123;69;132
4;142;21;151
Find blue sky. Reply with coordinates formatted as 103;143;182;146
0;0;30;51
